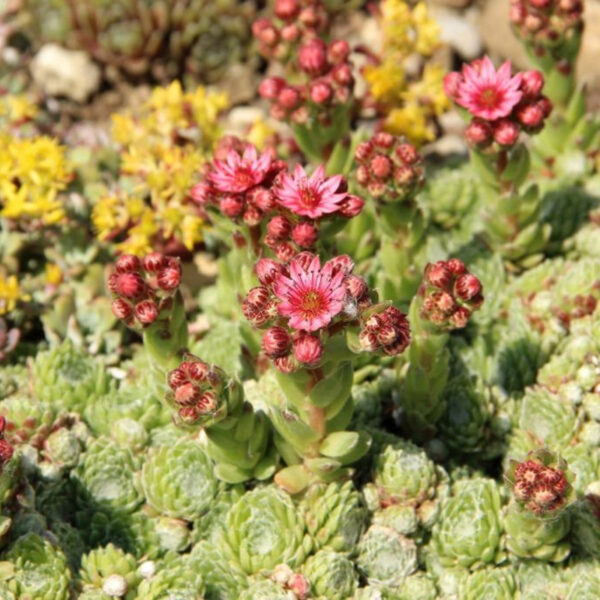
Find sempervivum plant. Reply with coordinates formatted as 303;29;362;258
302;549;359;599
504;449;575;562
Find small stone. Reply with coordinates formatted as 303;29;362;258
430;7;483;59
31;44;101;102
102;574;128;597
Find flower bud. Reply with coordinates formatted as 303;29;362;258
449;306;470;328
516;102;545;129
290;222;318;248
359;329;380;352
276;242;296;262
520;70;544;98
115;272;145;299
174;382;200;406
446;258;466;275
332;63;353;87
309;80;333;104
355;141;374;162
115;254;141;274
345;275;368;300
328;39;350;63
427;261;452;289
281;23;300;42
179;405;200;424
537;97;553;118
278;86;302;109
256;258;284;286
252;18;279;47
112;298;133;321
338;195;364;218
157;266;181;291
493;119;520;146
259;77;286;100
288;574;311;600
0;438;13;465
198;390;219;413
274;354;297;373
246;286;270;309
298;38;328;76
219;195;245;218
455;273;482;301
250;187;276;212
262;326;292;358
293;335;323;366
168;368;187;390
243;206;263;227
372;132;395;149
274;0;300;20
465;118;494;147
142;252;167;273
135;300;159;325
267;215;293;240
370;154;393;179
443;72;462;100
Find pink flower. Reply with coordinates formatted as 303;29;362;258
275;164;347;218
273;253;346;331
456;57;523;121
210;146;272;194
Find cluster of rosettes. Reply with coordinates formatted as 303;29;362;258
258;37;355;123
192;139;363;258
108;253;181;329
252;0;329;61
510;0;583;48
444;56;552;150
358;306;411;356
509;456;572;515
418;259;483;330
354;132;424;201
0;417;13;473
166;356;227;427
243;251;408;371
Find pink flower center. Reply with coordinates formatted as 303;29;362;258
299;186;320;208
299;290;325;318
479;87;500;108
235;167;256;189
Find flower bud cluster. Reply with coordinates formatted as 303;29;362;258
358;305;411;356
243;251;405;372
510;455;571;515
510;0;583;50
252;0;330;60
418;259;483;330
354;132;424;201
166;356;226;427
271;564;311;600
258;37;354;125
444;57;552;151
108;252;181;329
0;416;13;472
192;139;364;257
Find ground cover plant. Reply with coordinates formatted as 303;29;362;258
0;0;600;597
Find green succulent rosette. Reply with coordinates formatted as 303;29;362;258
356;525;418;587
1;532;71;600
302;480;368;554
192;484;244;545
140;438;218;521
239;578;295;600
32;340;115;414
384;572;438;600
572;490;600;558
135;552;205;599
430;478;506;570
78;543;140;599
215;485;312;574
302;549;359;600
458;566;516;600
565;565;600;599
72;437;143;515
516;561;569;599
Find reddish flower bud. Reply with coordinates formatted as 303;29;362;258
370;154;393;179
493;119;520;146
219;195;245;218
446;258;466;275
250;187;276;212
521;70;544;98
298;38;328;76
256;258;284;286
259;77;286;100
328;254;354;275
529;0;551;8
293;334;323;366
328;39;350;63
188;360;211;382
246;286;270;309
394;165;416;187
291;222;318;248
276;241;296;262
0;439;13;464
331;63;354;87
359;329;380;352
396;143;420;165
115;254;141;274
168;368;187;390
309;80;333;104
449;306;470;328
115;272;145;299
372;132;395;149
537;97;553;118
455;273;482;301
157;266;181;291
178;405;200;424
516;102;545;129
267;215;293;240
465;118;494;147
290;251;315;271
281;23;301;42
262;326;292;358
243;206;263;227
142;252;167;273
376;325;398;346
443;71;462;100
111;298;133;321
356;165;371;185
427;261;452;289
174;382;200;406
338;195;364;218
274;0;300;20
274;354;297;373
278;86;302;109
355;141;374;163
436;291;457;314
288;574;311;600
345;275;368;300
252;18;279;47
198;390;219;413
135;300;159;325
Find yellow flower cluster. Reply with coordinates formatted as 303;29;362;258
0;94;38;125
0;135;72;225
0;273;28;315
94;81;228;254
365;0;449;145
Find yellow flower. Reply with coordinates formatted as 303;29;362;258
412;3;441;56
403;64;451;117
380;0;413;55
364;58;406;105
246;117;277;151
0;274;25;315
45;263;63;286
1;94;38;123
384;103;436;145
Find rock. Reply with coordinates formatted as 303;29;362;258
30;44;101;103
578;0;600;91
216;62;260;105
429;0;474;9
430;7;483;60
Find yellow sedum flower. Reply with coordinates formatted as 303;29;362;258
384;103;436;144
0;273;27;315
246;117;278;151
364;58;406;105
403;64;451;117
411;3;441;57
45;263;63;286
0;135;71;225
0;94;38;124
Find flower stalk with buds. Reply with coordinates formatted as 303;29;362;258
243;251;410;493
504;449;575;562
108;252;187;373
398;259;484;439
353;132;426;302
445;56;553;267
